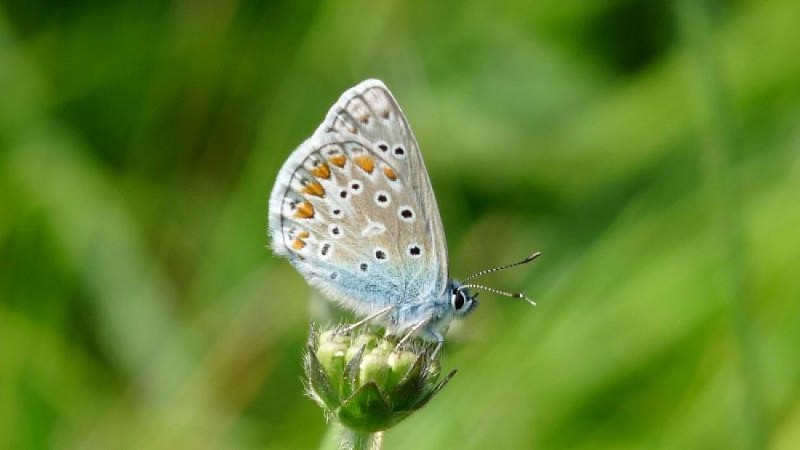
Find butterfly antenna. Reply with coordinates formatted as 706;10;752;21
462;251;542;283
459;283;536;306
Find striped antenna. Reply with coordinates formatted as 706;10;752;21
462;251;541;283
458;283;536;306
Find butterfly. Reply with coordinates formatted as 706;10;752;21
268;79;539;354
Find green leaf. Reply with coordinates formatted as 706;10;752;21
342;345;365;401
304;346;339;410
388;353;425;411
413;369;457;410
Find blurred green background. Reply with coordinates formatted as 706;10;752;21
2;0;799;448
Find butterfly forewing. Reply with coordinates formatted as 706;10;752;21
269;80;449;315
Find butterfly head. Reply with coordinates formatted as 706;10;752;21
448;280;478;317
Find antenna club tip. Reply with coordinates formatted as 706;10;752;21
518;292;537;306
526;251;542;261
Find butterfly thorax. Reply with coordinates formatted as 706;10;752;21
382;279;478;341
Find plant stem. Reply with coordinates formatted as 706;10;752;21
319;423;382;450
341;427;382;450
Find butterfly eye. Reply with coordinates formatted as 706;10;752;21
451;290;466;311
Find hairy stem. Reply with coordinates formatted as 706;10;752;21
320;423;382;450
341;427;382;450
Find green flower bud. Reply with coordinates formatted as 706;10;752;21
303;324;456;434
316;339;348;388
346;331;380;361
385;350;417;392
353;331;380;351
359;351;389;387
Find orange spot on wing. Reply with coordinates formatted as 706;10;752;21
303;181;325;197
383;166;398;181
291;239;306;250
296;230;310;239
354;155;375;174
311;163;331;179
329;154;347;168
294;201;315;219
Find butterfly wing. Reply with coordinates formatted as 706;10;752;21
268;80;449;316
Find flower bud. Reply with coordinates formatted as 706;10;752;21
385;350;417;392
316;339;348;386
359;350;389;387
303;324;456;433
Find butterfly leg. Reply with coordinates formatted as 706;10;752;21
394;319;430;351
429;329;445;360
337;305;394;335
